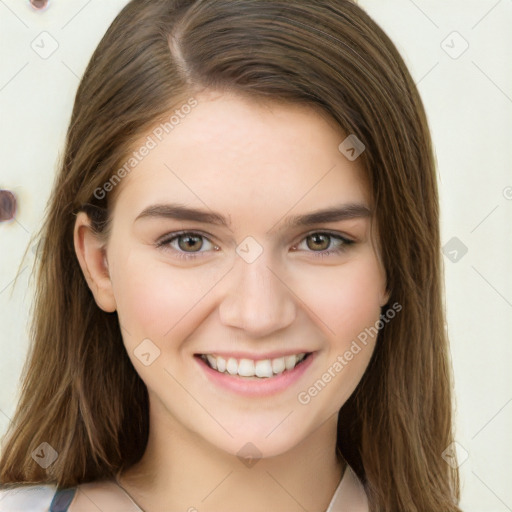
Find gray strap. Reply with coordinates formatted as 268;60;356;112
49;487;77;512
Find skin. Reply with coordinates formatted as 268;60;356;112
74;90;389;512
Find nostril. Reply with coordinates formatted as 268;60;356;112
0;190;17;222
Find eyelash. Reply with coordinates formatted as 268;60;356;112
155;230;355;261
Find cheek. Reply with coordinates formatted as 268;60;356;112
294;257;384;413
295;254;385;345
108;247;210;345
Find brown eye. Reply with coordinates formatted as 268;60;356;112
177;234;204;252
306;233;331;251
156;231;219;261
293;232;355;258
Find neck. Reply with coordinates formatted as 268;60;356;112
117;400;345;512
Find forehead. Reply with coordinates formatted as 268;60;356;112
109;91;371;216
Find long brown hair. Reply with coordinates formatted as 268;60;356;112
0;1;461;510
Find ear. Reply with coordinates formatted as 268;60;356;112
379;287;391;308
73;211;117;313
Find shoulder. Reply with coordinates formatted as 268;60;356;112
0;479;137;512
0;484;58;511
67;480;140;511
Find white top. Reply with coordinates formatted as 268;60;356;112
0;465;369;511
0;484;56;512
326;465;369;512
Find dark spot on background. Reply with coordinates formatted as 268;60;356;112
0;190;17;222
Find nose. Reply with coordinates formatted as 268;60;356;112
218;251;297;337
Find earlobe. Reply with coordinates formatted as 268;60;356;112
73;212;117;313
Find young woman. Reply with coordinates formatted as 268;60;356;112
0;1;462;510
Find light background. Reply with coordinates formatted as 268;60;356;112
0;1;511;510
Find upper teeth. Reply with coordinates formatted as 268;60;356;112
201;353;308;378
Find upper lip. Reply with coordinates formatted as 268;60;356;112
195;350;314;361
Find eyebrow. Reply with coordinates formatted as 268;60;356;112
134;202;372;233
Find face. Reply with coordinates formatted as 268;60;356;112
75;90;389;459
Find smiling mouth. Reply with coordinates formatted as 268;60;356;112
196;352;312;379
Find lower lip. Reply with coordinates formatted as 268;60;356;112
195;352;316;397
